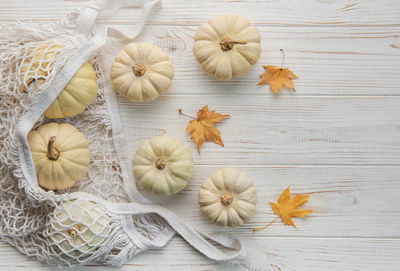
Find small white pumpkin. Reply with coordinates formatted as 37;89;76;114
27;122;90;190
20;44;98;118
47;199;110;258
110;42;174;102
198;168;257;227
133;136;193;196
193;14;261;80
44;61;98;119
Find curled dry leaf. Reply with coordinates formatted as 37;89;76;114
179;106;230;154
253;186;312;231
257;49;298;94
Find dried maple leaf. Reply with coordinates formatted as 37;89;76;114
179;106;230;154
269;187;312;228
257;49;298;94
253;187;312;231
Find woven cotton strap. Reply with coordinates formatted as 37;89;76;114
105;201;246;261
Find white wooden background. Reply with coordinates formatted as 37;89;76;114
1;0;400;270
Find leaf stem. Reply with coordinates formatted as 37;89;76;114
252;216;279;232
280;48;285;69
178;109;196;120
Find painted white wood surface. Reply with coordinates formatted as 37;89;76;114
1;0;400;270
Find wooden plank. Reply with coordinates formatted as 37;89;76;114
0;0;400;27
2;23;400;96
138;165;400;238
1;237;399;270
120;95;400;166
124;25;400;96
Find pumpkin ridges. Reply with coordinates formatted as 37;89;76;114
120;44;138;65
133;136;193;196
65;78;97;103
58;157;87;180
193;41;219;63
214;55;233;80
215;208;229;226
235;42;262;65
56;90;85;117
146;71;172;94
233;25;261;43
23;51;98;118
193;14;261;80
198;189;219;205
198;168;257;227
195;22;220;41
227;207;244;227
148;60;174;79
54;131;88;151
28;123;90;190
141;79;159;101
27;131;47;151
111;42;173;102
127;77;144;101
44;97;63;118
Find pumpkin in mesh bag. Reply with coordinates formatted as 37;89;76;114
46;199;110;259
27;122;90;190
19;43;98;119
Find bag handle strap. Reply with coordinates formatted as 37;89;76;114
75;0;160;47
105;201;246;262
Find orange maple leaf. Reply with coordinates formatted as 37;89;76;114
257;49;298;94
179;106;230;154
253;187;312;231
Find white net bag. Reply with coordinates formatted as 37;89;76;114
0;0;246;267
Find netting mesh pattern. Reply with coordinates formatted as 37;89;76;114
0;10;171;266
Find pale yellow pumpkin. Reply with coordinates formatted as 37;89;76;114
198;168;257;227
193;14;261;80
20;44;98;119
133;136;193;196
110;42;174;102
47;199;110;258
27;122;90;190
44;61;98;119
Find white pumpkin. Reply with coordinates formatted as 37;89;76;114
20;44;98;118
46;199;110;258
193;14;261;80
133;136;193;196
198;168;257;227
110;42;174;102
27;122;90;191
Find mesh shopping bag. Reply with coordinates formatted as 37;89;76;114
0;0;246;266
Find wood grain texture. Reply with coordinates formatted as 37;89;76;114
139;166;400;238
116;25;400;96
1;237;400;270
121;96;400;166
1;0;400;270
0;0;400;26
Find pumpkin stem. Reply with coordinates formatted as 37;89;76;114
155;158;166;170
220;38;247;51
132;63;146;76
68;224;81;238
220;193;233;206
47;136;60;161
